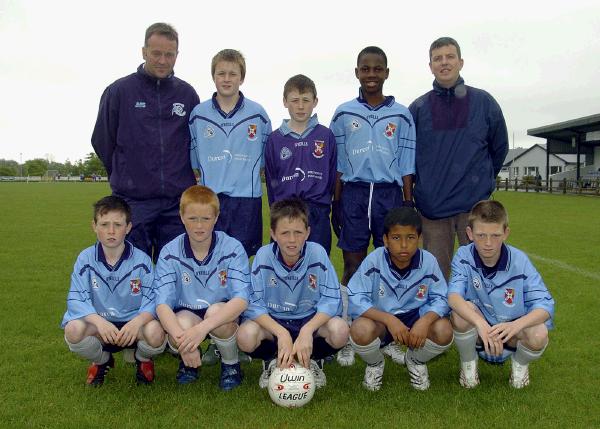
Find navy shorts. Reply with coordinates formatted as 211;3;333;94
102;321;136;353
338;181;404;252
380;308;421;347
175;307;208;319
118;195;185;263
307;202;332;255
216;194;262;257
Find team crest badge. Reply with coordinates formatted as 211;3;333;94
312;140;325;159
350;119;361;131
130;279;141;295
218;270;227;287
308;274;317;291
92;277;99;289
269;277;278;287
473;277;482;290
384;122;397;139
247;124;258;141
182;271;192;285
204;126;215;138
504;288;515;307
378;284;385;297
416;284;427;301
171;103;186;117
280;147;292;160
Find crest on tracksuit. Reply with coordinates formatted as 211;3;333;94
504;288;515;307
384;122;397;139
308;274;317;291
219;270;227;287
415;284;427;301
130;279;141;295
248;124;258;141
312;140;325;159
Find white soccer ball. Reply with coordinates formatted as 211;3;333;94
268;362;316;408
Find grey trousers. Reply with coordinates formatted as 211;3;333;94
420;212;470;280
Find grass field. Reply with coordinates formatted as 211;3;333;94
1;183;599;428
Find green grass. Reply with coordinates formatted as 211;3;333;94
1;183;599;428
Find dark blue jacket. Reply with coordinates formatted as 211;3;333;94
92;64;200;200
409;78;508;219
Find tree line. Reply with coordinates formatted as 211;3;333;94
0;153;107;177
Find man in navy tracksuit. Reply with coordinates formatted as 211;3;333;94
409;37;508;279
92;22;200;261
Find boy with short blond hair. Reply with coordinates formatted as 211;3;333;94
264;74;337;254
237;199;349;389
448;200;554;389
189;48;271;258
348;207;452;391
154;185;251;390
62;196;165;386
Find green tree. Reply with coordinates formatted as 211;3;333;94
0;166;17;176
24;158;49;176
82;152;107;176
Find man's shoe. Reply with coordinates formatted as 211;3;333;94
405;353;430;391
459;359;480;389
362;360;385;391
258;359;276;389
382;342;405;365
219;362;243;391
176;359;199;385
509;358;530;389
309;359;326;389
336;343;355;367
86;354;114;387
135;359;155;385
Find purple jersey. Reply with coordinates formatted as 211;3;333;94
264;115;336;206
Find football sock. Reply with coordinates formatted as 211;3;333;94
340;285;350;323
350;336;383;365
312;336;339;360
136;339;166;362
248;340;277;361
66;335;109;364
407;339;451;364
211;332;239;365
453;328;478;362
513;340;546;365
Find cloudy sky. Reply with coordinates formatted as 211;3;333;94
1;0;598;163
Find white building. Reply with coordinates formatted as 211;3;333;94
501;144;581;180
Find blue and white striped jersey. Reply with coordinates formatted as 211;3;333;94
330;93;415;184
154;231;251;311
245;242;342;320
347;247;449;320
189;92;271;198
448;244;555;328
61;241;155;327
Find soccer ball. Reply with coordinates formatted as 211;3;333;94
268;362;315;408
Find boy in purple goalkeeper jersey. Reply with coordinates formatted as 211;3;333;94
448;200;554;389
264;75;337;254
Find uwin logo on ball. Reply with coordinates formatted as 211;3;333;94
268;362;315;408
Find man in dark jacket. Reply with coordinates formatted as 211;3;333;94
92;23;200;261
409;37;508;279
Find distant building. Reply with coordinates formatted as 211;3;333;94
501;144;581;180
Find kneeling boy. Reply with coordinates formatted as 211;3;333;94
237;199;349;389
448;200;554;389
348;207;453;391
154;185;250;390
62;196;165;386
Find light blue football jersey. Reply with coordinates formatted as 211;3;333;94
448;243;555;328
245;242;342;320
154;231;250;310
330;93;415;184
61;241;155;327
189;93;271;198
347;247;449;320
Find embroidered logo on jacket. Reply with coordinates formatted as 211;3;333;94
248;124;258;141
384;122;397;139
219;270;227;287
504;288;515;307
130;279;141;295
308;274;317;291
172;103;186;117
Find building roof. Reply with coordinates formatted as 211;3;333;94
527;114;600;143
502;144;581;167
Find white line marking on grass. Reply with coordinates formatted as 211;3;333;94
529;253;600;282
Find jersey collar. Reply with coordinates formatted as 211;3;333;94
183;231;218;266
96;240;133;271
385;248;421;279
356;89;395;111
279;114;319;138
212;91;245;119
272;241;307;272
472;243;509;276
